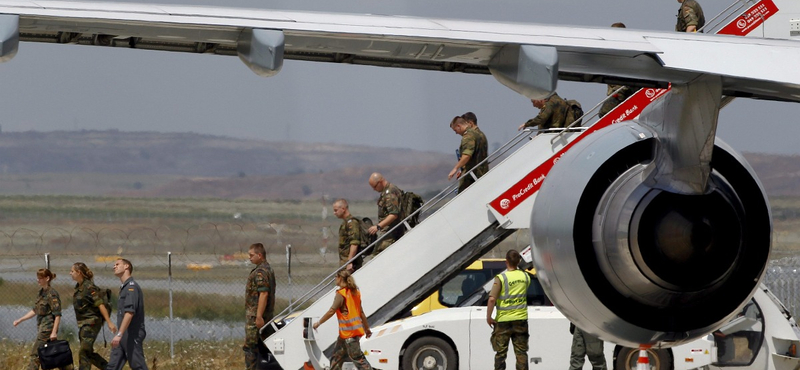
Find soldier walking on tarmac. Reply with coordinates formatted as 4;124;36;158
244;243;276;370
486;250;531;370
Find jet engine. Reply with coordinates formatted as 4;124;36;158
530;120;771;347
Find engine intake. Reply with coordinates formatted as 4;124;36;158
531;121;771;347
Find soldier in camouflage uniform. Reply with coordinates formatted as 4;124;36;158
518;92;570;132
486;250;530;370
599;23;635;118
244;243;276;370
70;262;116;370
676;0;705;32
367;172;404;256
568;323;607;370
13;268;74;370
333;198;364;272
449;116;488;193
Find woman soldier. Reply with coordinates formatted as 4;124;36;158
70;262;117;370
13;268;74;370
312;270;373;370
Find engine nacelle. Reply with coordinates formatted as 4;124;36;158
531;121;771;347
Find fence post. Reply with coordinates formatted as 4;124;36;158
168;251;174;359
286;244;292;311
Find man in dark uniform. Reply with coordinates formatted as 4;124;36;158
333;198;364;272
676;0;705;32
107;258;148;370
367;172;404;256
449;116;488;193
244;243;276;370
518;92;570;131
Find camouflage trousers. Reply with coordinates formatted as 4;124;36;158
330;336;372;370
78;321;108;370
491;320;529;370
569;327;607;370
29;325;74;370
458;174;476;194
371;237;396;256
243;318;266;370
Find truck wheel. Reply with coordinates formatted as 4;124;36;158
614;346;673;370
402;336;457;370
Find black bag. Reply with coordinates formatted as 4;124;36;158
38;339;73;369
564;99;584;127
358;217;378;251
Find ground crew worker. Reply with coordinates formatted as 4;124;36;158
486;250;531;370
13;268;74;370
367;172;404;256
599;22;635;118
107;258;148;370
449;116;488;193
312;270;373;370
244;243;276;370
518;92;570;131
676;0;705;32
569;322;607;370
333;198;364;272
70;262;117;370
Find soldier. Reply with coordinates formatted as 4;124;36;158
107;258;148;370
13;268;74;370
333;199;364;272
518;92;570;131
486;250;531;370
366;172;404;256
568;323;607;370
312;270;373;370
599;23;635;118
244;243;276;370
676;0;705;33
70;262;117;370
449;116;488;193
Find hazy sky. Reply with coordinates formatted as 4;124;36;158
0;0;798;156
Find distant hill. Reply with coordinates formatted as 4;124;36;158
0;130;798;200
0;130;451;177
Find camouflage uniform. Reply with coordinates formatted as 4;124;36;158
373;183;404;255
569;325;607;370
458;126;489;193
523;93;570;130
676;0;705;32
599;84;635;118
244;261;276;370
73;279;108;370
491;320;529;370
29;287;73;370
329;336;372;370
339;215;364;271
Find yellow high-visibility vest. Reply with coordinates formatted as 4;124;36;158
495;270;530;322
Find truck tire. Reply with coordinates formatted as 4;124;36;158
614;346;673;370
402;336;457;370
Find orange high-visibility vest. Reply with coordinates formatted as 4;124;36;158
336;288;365;339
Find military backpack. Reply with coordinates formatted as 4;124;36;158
357;217;378;252
399;191;424;228
564;99;584;127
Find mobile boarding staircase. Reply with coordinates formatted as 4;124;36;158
264;104;609;370
263;2;794;368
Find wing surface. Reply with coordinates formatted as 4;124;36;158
0;0;799;101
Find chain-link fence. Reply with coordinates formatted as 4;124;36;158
0;221;531;356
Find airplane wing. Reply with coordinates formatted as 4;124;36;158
0;1;798;101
